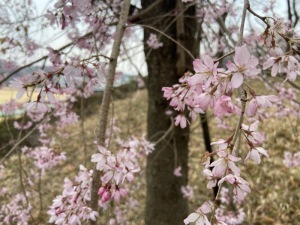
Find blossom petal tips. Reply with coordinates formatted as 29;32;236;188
184;213;200;224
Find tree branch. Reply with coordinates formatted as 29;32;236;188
89;1;131;223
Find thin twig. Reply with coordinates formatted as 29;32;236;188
214;50;235;63
247;4;270;28
133;24;195;60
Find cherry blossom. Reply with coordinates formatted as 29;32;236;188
22;145;66;171
203;169;218;188
181;185;194;199
48;165;98;225
188;55;219;86
0;192;32;225
13;121;32;130
184;202;212;225
23;102;49;122
226;44;260;88
245;146;269;164
146;33;163;49
9;78;27;99
241;121;265;145
218;174;251;203
213;95;239;118
174;166;183;177
210;151;241;177
174;114;188;128
215;187;245;225
246;95;279;116
283;151;300;168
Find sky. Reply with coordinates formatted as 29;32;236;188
22;0;294;76
31;0;146;75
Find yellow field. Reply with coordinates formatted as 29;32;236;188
0;87;65;105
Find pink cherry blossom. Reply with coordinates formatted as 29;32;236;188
184;202;212;225
48;166;98;225
112;187;127;202
213;95;239;118
23;102;49;122
188;55;219;86
218;174;251;203
146;33;163;49
226;44;260;88
282;55;300;81
174;114;188;128
210;151;241;177
245;147;269;164
91;145;111;171
181;185;194;199
211;139;230;152
174;166;183;177
246;95;279;116
203;169;218;188
263;56;282;77
9;78;27;99
13;121;32;130
241;121;265;145
283;151;300;168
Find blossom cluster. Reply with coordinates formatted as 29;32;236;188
215;187;245;225
283;151;300;168
91;142;143;203
48;165;98;225
259;18;300;82
162;44;263;129
22;146;66;172
0;192;32;225
162;17;299;221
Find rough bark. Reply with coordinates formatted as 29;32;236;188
142;1;199;224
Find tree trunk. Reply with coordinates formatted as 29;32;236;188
142;1;199;224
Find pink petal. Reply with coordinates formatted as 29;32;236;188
263;58;275;70
193;59;204;72
231;73;244;88
226;61;238;71
271;64;279;77
202;55;214;68
102;171;114;184
249;121;259;131
256;147;269;157
200;202;212;214
16;88;26;99
234;44;250;67
184;213;199;224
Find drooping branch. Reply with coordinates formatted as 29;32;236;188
136;24;195;60
232;0;249;151
0;0;162;86
89;0;131;223
0;33;92;85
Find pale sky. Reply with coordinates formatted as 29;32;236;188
28;0;293;76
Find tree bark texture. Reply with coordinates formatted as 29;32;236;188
141;1;199;224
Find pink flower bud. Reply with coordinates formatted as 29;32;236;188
98;187;105;196
101;191;111;203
